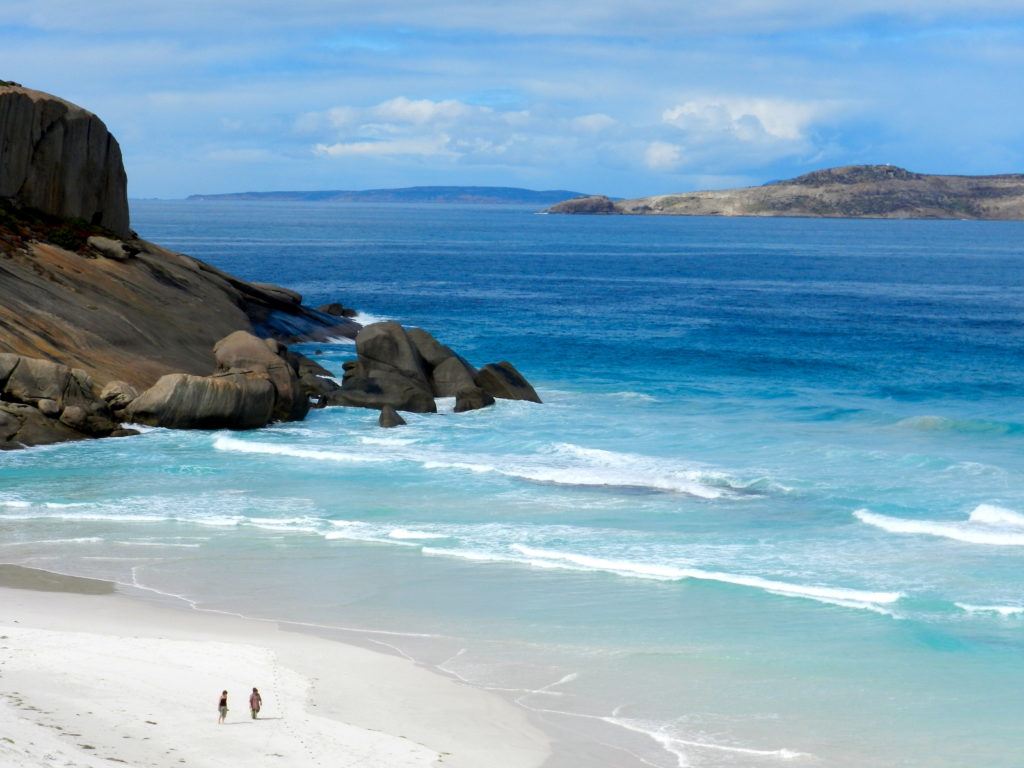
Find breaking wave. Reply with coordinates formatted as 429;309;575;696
854;505;1024;546
213;435;389;463
212;435;763;499
423;543;901;613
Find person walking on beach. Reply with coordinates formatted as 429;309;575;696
218;690;228;724
249;687;262;719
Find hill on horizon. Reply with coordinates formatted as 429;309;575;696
187;186;588;205
545;165;1024;220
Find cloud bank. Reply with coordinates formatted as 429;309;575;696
4;1;1023;196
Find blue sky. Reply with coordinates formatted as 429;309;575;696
4;1;1024;198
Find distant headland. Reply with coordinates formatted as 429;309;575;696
188;186;588;205
546;165;1024;220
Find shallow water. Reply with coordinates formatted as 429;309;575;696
3;201;1024;766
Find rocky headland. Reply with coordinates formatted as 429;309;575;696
0;84;540;449
547;165;1024;220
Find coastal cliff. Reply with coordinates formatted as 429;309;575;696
0;84;360;447
0;83;130;237
547;165;1024;220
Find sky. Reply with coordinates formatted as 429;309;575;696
3;1;1024;198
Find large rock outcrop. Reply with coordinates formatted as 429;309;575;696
0;85;130;237
0;353;120;449
0;402;89;449
325;323;540;414
474;362;542;403
214;332;310;422
327;322;437;413
0;86;360;395
124;373;276;431
406;328;479;397
0;230;359;391
124;331;309;430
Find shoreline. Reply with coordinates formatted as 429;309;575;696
0;564;551;768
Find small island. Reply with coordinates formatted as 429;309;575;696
547;165;1024;220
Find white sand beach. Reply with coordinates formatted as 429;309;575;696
0;566;550;768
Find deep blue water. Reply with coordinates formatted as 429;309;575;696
3;200;1024;767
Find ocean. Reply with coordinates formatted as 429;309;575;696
3;200;1024;767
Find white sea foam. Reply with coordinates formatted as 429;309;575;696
118;423;160;433
388;528;448;540
0;537;105;546
421;542;899;612
606;716;809;765
420;442;738;499
855;506;1024;546
216;435;747;500
955;603;1024;617
323;520;421;546
435;396;458;415
512;545;679;580
246;516;324;533
0;511;170;523
0;495;328;537
359;435;418;447
609;391;658;403
114;540;202;548
213;434;387;463
511;545;901;609
354;310;392;325
421;460;497;474
421;546;569;570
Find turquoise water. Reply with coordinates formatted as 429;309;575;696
3;201;1024;766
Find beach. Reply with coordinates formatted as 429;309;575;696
0;565;550;768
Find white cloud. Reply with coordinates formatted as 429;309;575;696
571;113;617;133
305;98;551;163
644;141;683;171
302;92;849;181
662;97;838;141
9;0;1020;197
314;136;455;158
372;97;476;125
